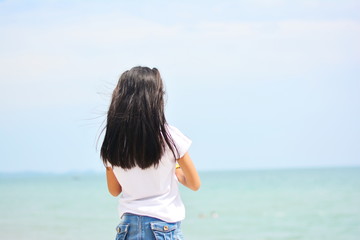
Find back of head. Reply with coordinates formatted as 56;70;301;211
101;66;178;169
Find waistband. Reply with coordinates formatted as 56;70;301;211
122;213;181;224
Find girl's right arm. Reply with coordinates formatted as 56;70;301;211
175;152;201;191
106;167;122;196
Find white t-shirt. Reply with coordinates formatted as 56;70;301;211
109;125;192;223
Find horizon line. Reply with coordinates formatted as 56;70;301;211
1;165;360;176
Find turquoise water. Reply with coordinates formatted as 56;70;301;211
1;167;359;240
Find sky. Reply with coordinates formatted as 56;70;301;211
0;0;359;173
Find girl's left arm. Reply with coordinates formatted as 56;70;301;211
106;167;122;196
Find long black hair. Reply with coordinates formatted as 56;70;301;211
100;66;179;169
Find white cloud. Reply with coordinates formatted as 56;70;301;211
1;0;360;172
1;2;359;109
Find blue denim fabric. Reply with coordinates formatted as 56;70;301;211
115;213;184;240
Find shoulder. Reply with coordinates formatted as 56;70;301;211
166;125;192;158
167;125;189;139
167;125;182;134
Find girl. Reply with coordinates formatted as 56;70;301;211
100;66;201;240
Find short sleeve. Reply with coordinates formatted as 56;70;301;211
105;160;112;168
167;125;192;158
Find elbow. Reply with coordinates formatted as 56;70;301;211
109;189;121;197
189;181;201;191
191;186;200;191
108;186;122;197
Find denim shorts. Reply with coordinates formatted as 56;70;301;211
115;213;184;240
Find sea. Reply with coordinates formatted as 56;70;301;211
0;167;359;240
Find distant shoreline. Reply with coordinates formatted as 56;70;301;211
1;165;360;176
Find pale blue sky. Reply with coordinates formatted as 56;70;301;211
0;0;359;172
